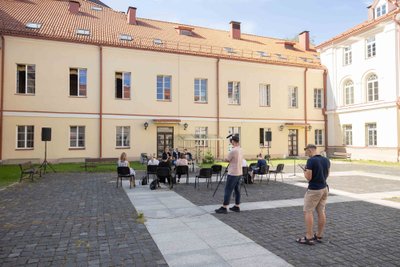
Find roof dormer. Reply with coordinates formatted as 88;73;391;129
175;25;194;36
368;0;398;21
275;41;296;49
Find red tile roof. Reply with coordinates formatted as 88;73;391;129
0;0;322;69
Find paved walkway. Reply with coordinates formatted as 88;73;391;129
1;162;400;266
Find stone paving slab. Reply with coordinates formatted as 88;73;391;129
327;175;400;194
214;201;400;267
173;181;309;206
0;173;166;267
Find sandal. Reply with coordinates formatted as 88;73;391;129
296;236;315;245
313;233;323;243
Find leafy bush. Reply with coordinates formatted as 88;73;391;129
203;151;215;164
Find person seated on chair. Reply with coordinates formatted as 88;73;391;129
172;148;179;166
117;152;136;187
158;154;172;184
251;153;267;182
175;153;188;183
148;154;160;166
242;158;248;167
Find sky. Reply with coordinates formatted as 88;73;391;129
100;0;374;45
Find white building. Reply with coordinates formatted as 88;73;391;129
317;0;400;162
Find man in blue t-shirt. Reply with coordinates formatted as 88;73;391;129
296;144;330;245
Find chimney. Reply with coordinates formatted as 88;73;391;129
230;21;241;39
69;0;80;14
299;31;310;51
127;6;137;25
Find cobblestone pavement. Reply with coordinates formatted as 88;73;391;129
325;175;400;194
0;172;166;267
214;201;400;267
173;181;309;206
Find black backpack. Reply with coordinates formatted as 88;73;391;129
150;180;157;190
141;176;148;185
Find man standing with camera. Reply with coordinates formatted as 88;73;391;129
215;134;243;214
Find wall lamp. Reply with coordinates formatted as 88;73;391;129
144;122;149;130
183;123;188;130
278;125;284;131
307;125;312;131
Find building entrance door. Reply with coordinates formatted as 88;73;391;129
157;127;174;158
288;129;298;156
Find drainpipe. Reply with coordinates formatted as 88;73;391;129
0;36;4;161
394;13;400;162
304;67;308;145
99;46;103;158
216;58;220;158
323;70;328;151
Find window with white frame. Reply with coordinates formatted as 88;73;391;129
17;125;34;149
288;86;298;108
17;64;35;94
156;75;171;101
70;126;85;148
344;80;354;105
115;72;131;99
376;4;387;18
194;78;207;103
70;68;87;96
116;126;130;147
343;46;352;65
195;127;208;146
228;127;241;139
366;36;376;58
314;88;323;108
367;74;379;102
259;84;271;107
366;123;377;146
343;125;352;146
259;128;272;147
314;129;323;146
228;81;240;105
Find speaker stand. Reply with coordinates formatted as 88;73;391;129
290;156;297;177
39;141;56;175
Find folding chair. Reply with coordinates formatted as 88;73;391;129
195;168;213;189
211;164;222;183
269;164;285;182
175;165;189;184
117;167;134;188
146;165;158;184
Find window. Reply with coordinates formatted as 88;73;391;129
70;126;85;148
91;6;102;11
194;78;207;103
314;88;323;108
153;39;163;45
367;74;379;102
259;84;271;107
228;81;240;105
259;128;271;147
257;51;269;57
343;46;352;65
288;86;298;108
26;22;41;29
314;129;323;146
195;127;208;146
116;126;130;147
17;125;34;149
69;68;87;97
228;127;241;139
343;125;352;146
120;34;133;41
366;123;377;146
157;75;171;101
376;4;387;18
377;6;381;17
344;80;354;105
224;47;235;54
115;72;131;99
366;36;376;58
16;64;35;94
76;29;90;36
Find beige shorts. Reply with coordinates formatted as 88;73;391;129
303;187;329;212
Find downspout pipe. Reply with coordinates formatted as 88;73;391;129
304;67;308;146
323;70;328;151
100;46;103;158
0;36;5;161
216;58;220;158
394;13;400;161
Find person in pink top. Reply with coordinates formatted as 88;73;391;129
215;134;243;214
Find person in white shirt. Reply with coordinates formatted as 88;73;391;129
147;154;160;166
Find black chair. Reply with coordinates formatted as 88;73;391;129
175;165;189;184
195;168;213;189
211;164;222;183
242;166;250;184
117;167;134;189
146;165;158;183
254;164;269;183
269;164;285;182
157;167;173;188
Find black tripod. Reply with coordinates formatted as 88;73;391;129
213;165;248;197
39;141;56;175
